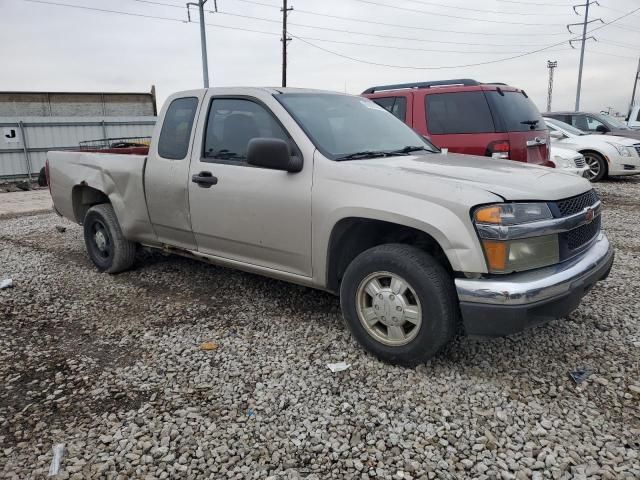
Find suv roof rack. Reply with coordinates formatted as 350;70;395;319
362;79;481;94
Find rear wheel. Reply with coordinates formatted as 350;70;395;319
582;151;607;182
340;244;458;366
83;204;136;273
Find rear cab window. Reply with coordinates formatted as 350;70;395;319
425;91;495;134
157;97;199;160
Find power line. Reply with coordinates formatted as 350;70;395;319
351;0;566;26
126;0;185;8
289;5;640;70
607;23;640;33
22;0;554;56
228;0;570;36
17;0;639;72
21;0;188;22
287;36;556;55
209;10;563;47
598;39;640;50
397;0;570;16
588;49;639;61
495;0;572;5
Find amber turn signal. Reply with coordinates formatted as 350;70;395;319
481;240;507;271
475;206;503;224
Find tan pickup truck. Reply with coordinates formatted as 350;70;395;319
47;88;614;365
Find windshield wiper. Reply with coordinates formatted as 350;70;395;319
521;119;540;129
386;145;432;155
335;151;388;161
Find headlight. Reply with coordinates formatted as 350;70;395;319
475;203;552;225
552;155;572;168
606;142;634;157
474;203;559;273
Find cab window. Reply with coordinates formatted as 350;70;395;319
203;98;289;162
157;97;199;160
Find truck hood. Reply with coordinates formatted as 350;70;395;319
343;152;591;201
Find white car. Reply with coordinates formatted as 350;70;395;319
545;117;640;182
550;146;589;177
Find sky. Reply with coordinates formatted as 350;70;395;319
0;0;639;115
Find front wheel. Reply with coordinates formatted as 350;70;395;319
83;204;137;273
340;244;458;366
582;152;607;182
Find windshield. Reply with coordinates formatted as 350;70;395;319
486;90;545;132
545;117;586;136
597;113;630;130
276;93;438;160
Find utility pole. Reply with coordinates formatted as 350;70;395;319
629;57;640;118
546;60;557;112
187;0;212;88
281;0;293;87
568;1;603;111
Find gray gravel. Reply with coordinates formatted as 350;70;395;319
1;177;639;479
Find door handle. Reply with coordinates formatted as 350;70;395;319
192;171;218;187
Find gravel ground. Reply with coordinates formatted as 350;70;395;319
1;178;639;480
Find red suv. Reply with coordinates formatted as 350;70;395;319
363;79;552;166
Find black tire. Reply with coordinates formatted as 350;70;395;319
83;204;136;273
38;167;47;187
582;151;607;182
340;244;458;366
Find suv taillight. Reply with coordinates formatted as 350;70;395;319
487;140;510;160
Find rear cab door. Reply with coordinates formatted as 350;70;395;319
145;90;205;249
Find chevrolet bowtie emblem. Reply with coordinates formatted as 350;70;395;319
585;207;595;223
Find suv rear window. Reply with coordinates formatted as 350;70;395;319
486;91;545;132
372;97;407;121
425;91;495;134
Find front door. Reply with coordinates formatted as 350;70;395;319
187;95;313;277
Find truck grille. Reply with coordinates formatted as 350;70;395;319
553;190;601;259
555;189;599;217
564;215;601;250
573;155;586;168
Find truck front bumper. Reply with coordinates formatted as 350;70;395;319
455;233;614;336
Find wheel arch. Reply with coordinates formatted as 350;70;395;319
325;217;454;293
72;184;110;224
578;149;609;175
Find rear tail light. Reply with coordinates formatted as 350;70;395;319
487;140;510;160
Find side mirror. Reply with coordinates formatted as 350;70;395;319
549;130;564;140
595;124;609;134
247;138;302;173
